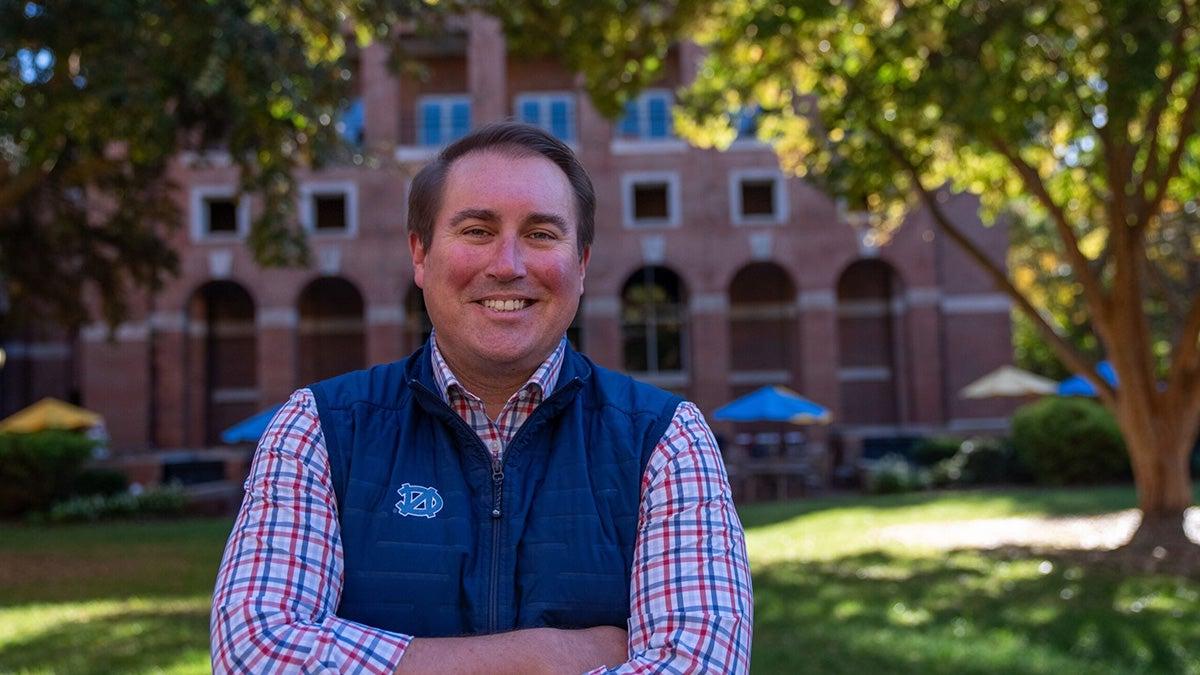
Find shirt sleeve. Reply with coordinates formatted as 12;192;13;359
592;401;754;674
210;389;411;674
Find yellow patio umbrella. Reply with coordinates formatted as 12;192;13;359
0;398;104;433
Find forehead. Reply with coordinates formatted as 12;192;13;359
439;149;575;221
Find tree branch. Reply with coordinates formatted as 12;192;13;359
1138;62;1200;233
987;134;1112;335
871;123;1116;404
1133;1;1190;217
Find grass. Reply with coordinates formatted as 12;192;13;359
0;488;1197;674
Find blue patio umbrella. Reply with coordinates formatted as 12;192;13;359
712;385;832;425
1057;361;1117;397
221;404;284;444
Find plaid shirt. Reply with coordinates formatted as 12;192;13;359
211;336;753;673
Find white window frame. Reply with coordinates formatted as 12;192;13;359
615;89;674;141
416;94;472;147
729;169;788;225
622;171;681;229
514;91;577;143
189;186;250;242
300;181;358;238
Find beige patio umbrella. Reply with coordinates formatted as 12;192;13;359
959;365;1057;399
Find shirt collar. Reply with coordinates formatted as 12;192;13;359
429;330;567;404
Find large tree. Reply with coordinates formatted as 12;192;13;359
507;0;1200;552
0;0;454;329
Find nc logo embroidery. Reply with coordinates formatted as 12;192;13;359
393;483;444;518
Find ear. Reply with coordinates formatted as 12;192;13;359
409;231;427;289
578;245;591;294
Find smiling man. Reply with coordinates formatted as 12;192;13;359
211;122;753;674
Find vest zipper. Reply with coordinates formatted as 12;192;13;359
409;377;581;634
489;455;504;632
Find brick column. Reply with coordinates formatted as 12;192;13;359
467;13;507;124
367;304;406;366
688;293;729;415
257;308;297;408
797;290;839;415
361;43;400;152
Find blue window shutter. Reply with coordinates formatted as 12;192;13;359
520;99;541;125
420;101;442;145
648;96;669;139
450;101;470;140
549;99;572;140
618;99;640;137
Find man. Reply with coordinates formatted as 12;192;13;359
211;122;753;673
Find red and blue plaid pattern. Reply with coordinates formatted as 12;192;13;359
211;338;752;673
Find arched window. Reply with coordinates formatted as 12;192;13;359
836;260;905;426
728;263;796;381
187;281;257;446
404;283;433;353
621;266;687;373
298;277;365;384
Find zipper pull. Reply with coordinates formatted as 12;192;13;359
491;458;504;518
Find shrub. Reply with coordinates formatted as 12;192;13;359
0;430;97;516
931;437;1031;487
1010;397;1129;485
911;436;963;467
863;453;929;494
72;468;129;497
46;485;187;523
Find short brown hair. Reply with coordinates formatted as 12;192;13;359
407;121;595;257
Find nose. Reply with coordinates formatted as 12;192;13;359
486;233;526;281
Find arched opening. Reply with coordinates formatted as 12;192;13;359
621;266;687;375
728;262;797;394
298;277;365;384
835;260;906;427
186;281;257;446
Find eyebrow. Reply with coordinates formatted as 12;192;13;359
448;208;569;233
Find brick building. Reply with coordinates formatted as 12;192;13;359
5;17;1017;483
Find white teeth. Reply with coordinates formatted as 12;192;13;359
482;299;528;312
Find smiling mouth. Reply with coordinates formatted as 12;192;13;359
479;299;532;312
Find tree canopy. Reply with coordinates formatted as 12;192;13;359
0;0;456;328
529;0;1200;548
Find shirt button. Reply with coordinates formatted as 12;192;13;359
489;440;502;453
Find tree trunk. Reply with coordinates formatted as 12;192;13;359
1119;401;1196;555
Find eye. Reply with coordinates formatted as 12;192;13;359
528;229;558;241
462;226;491;237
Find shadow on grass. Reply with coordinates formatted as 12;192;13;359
751;547;1200;675
0;603;210;674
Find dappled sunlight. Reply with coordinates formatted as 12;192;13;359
0;596;211;674
751;549;1200;674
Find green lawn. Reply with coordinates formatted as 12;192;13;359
1;487;1197;674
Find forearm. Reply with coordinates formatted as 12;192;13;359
397;626;626;675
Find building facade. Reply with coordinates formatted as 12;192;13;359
46;17;1015;477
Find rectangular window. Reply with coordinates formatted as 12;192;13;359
622;172;681;228
301;181;358;237
205;198;239;233
314;194;347;231
190;187;247;241
633;183;670;221
418;95;471;146
730;170;787;225
515;92;576;142
741;180;776;217
615;90;673;140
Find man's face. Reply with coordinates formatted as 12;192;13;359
411;149;589;379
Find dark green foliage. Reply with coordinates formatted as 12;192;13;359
46;486;186;523
911;436;963;467
932;437;1032;487
863;453;928;495
1011;398;1129;485
0;430;95;516
71;468;129;497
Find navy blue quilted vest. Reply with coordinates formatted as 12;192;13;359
308;341;681;637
